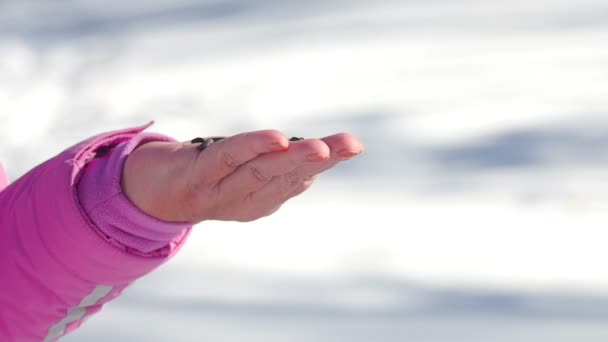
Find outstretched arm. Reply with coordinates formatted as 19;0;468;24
0;123;363;341
122;129;363;223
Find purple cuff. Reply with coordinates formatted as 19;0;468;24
77;132;191;254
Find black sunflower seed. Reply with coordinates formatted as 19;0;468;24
191;136;304;151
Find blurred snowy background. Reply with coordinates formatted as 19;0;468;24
1;0;608;341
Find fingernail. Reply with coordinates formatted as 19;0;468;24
307;153;328;162
270;141;288;150
337;149;360;158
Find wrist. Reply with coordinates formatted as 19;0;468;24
121;141;194;223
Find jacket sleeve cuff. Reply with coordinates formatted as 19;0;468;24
77;131;191;254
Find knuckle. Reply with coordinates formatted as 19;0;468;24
302;174;317;184
220;151;238;169
285;170;300;186
277;179;291;195
290;181;313;198
249;165;269;182
276;171;299;195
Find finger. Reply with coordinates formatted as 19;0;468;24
247;173;318;213
216;139;329;200
193;130;289;185
244;133;362;211
291;132;364;178
284;175;317;200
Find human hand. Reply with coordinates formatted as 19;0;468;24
122;130;364;223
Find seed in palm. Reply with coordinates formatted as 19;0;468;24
191;136;304;151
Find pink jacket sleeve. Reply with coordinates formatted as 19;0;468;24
0;122;192;341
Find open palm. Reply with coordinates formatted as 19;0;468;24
122;130;364;224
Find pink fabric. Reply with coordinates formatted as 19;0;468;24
0;122;192;341
77;132;191;254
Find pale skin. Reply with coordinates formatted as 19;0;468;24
121;130;364;224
